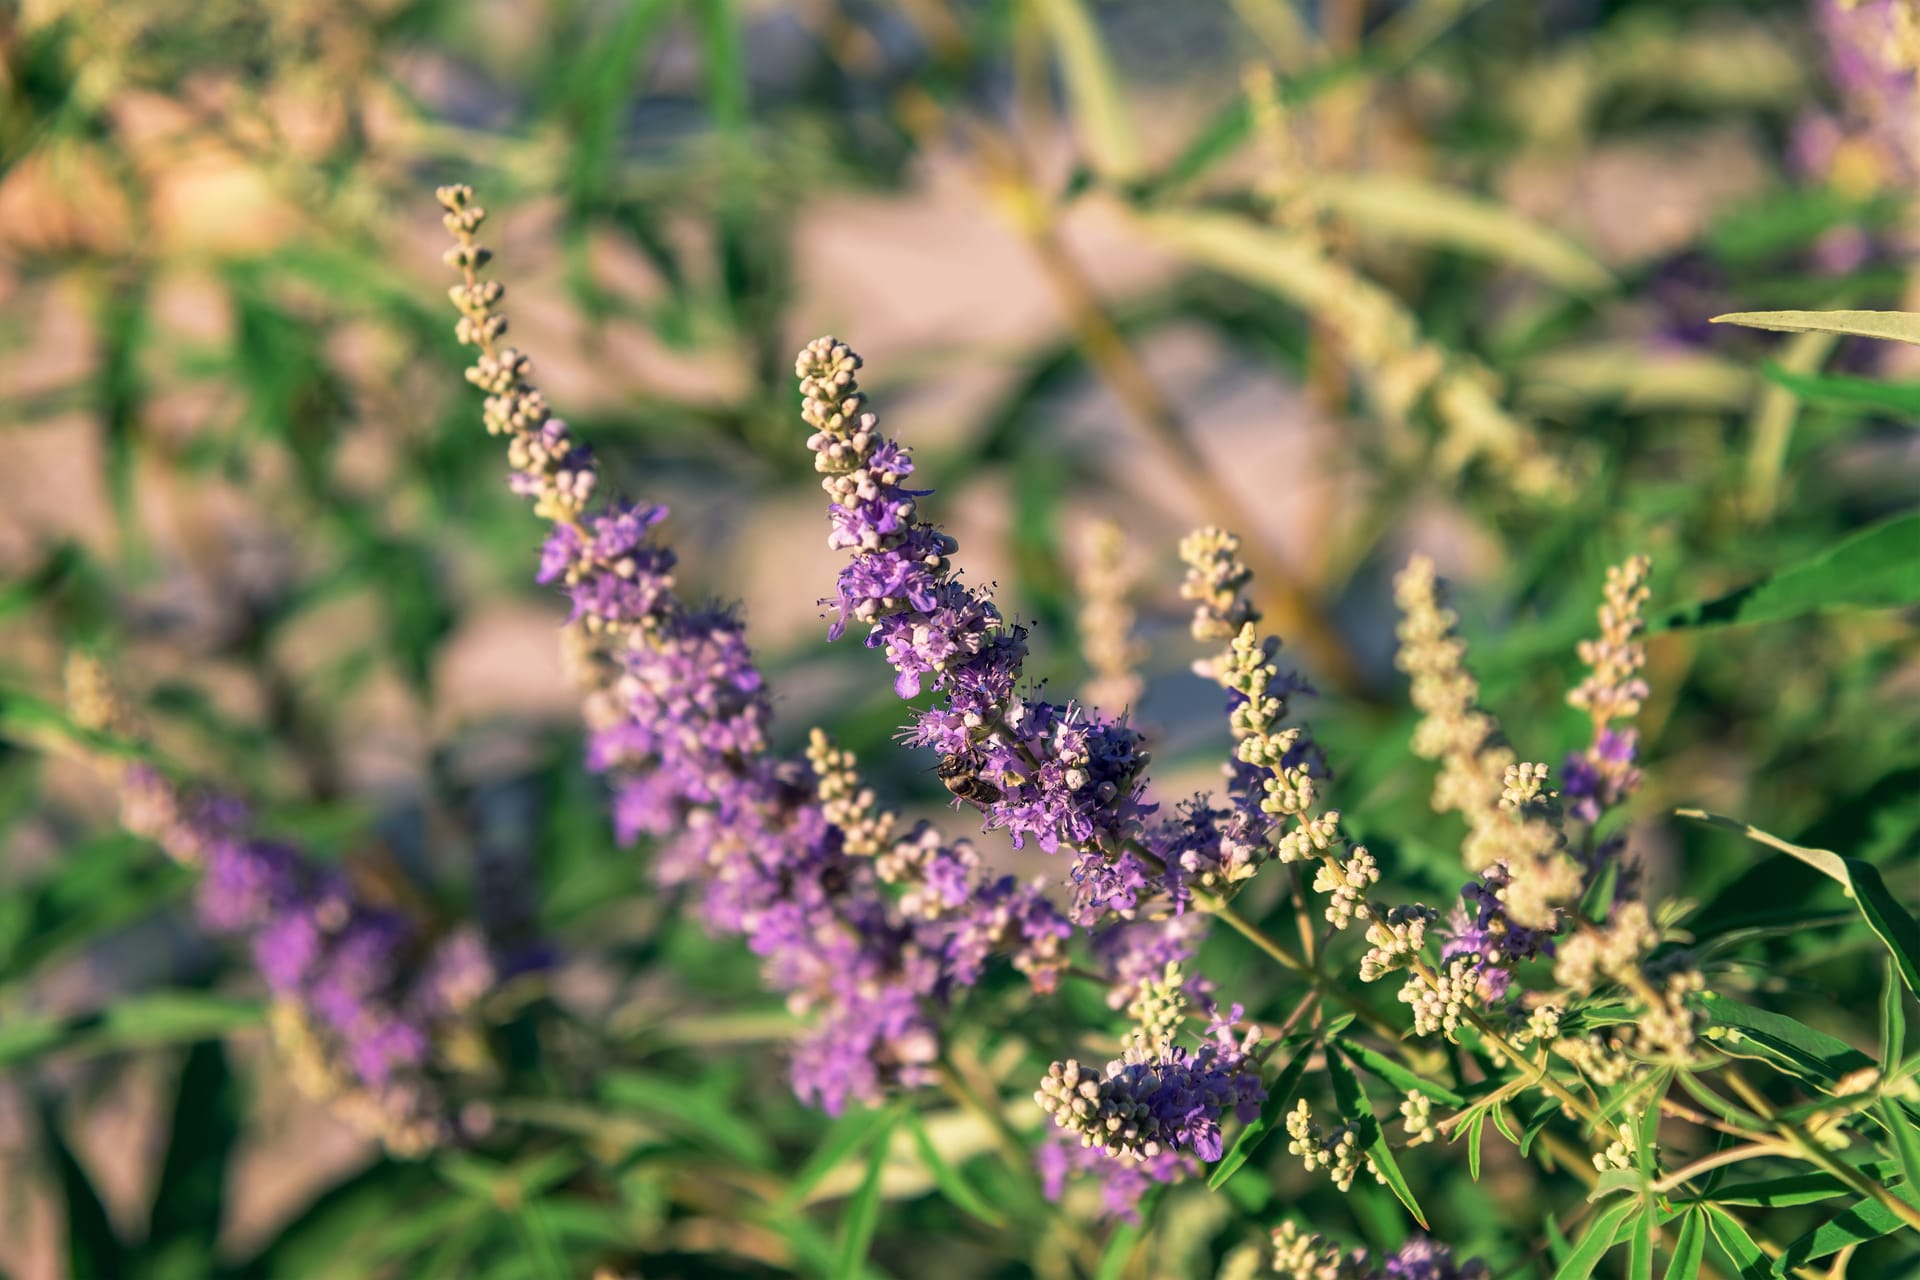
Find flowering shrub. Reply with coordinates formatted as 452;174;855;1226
4;3;1920;1278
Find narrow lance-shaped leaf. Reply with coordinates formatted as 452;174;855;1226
902;1111;1005;1228
1033;0;1142;181
833;1109;898;1280
1711;308;1920;345
1307;172;1613;292
1209;1039;1312;1190
1327;1045;1427;1227
1551;1196;1637;1280
1679;810;1920;996
1658;514;1920;630
1662;1207;1708;1280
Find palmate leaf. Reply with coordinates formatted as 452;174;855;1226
1659;513;1920;630
1680;811;1920;996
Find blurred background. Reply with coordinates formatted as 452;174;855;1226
2;0;1918;1276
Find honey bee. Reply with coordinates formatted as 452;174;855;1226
936;752;1003;808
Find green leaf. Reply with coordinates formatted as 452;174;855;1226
1662;1207;1708;1280
1771;1183;1920;1272
142;1041;238;1280
1209;1040;1311;1190
1309;173;1613;292
1033;0;1142;181
599;1071;774;1167
1691;1162;1900;1208
1660;513;1920;631
1629;1200;1654;1280
1327;1045;1427;1227
687;0;748;136
833;1110;896;1280
1711;309;1920;345
1696;992;1875;1091
1333;1036;1466;1107
1466;1111;1485;1183
779;1104;895;1213
1680;811;1920;996
1878;1099;1920;1200
1759;362;1920;417
1702;1205;1770;1279
1885;957;1909;1074
902;1111;1004;1228
40;1101;129;1280
1552;1196;1636;1280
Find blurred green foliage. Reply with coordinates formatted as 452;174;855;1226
1;0;1918;1276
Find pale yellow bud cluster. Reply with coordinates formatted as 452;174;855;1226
805;729;896;859
1075;519;1147;711
1568;555;1652;728
271;1001;443;1157
1393;556;1513;873
1359;905;1436;983
1285;1099;1377;1192
1400;956;1478;1041
1399;1089;1437;1147
1123;961;1191;1052
1312;848;1379;930
1179;526;1260;656
438;185;598;529
1270;1220;1364;1280
64;652;136;738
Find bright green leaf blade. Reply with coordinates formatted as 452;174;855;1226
1711;309;1920;345
1467;1112;1485;1183
1629;1201;1654;1280
1662;1207;1708;1280
1688;1161;1901;1208
1328;1045;1426;1227
1696;992;1875;1091
1552;1197;1636;1280
1209;1040;1312;1190
1680;811;1920;995
1034;0;1142;181
1702;1205;1770;1279
143;1040;238;1280
41;1099;131;1280
1659;513;1920;631
1885;958;1908;1073
1333;1035;1465;1107
1878;1099;1920;1199
902;1112;1005;1228
833;1111;897;1280
1760;362;1920;416
1771;1184;1920;1272
1310;173;1613;292
779;1105;894;1214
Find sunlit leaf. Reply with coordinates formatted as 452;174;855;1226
1711;309;1920;345
1680;811;1920;996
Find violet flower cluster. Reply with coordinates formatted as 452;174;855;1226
67;658;493;1155
795;337;1297;1196
1271;1222;1488;1280
441;188;1075;1115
